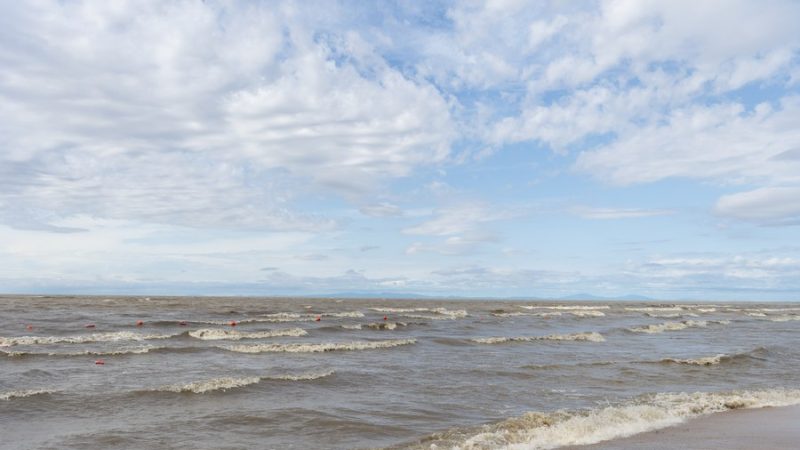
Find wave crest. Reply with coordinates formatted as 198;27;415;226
404;389;800;449
0;389;56;401
628;320;728;334
223;338;417;353
472;332;605;344
188;328;307;340
0;331;178;347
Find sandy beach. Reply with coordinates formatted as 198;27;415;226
572;405;800;449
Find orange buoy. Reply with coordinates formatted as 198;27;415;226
383;315;388;321
26;324;33;331
85;324;96;329
229;320;237;327
315;316;321;322
178;321;188;326
136;320;144;326
95;359;105;365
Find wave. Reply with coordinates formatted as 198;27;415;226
243;311;365;323
625;306;683;312
402;388;800;449
491;312;563;317
1;345;160;358
365;322;407;330
153;370;335;394
157;376;262;394
519;305;610;310
766;315;800;322
645;312;698;318
341;324;362;330
187;328;307;340
472;332;605;344
370;307;430;313
222;338;417;353
660;354;729;366
0;389;57;401
568;310;605;317
0;331;179;347
628;320;729;334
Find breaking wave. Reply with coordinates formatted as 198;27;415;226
766;315;800;322
660;354;728;366
222;338;417;353
365;322;407;330
0;389;57;401
568;310;605;317
625;306;683;312
188;328;307;340
628;320;729;334
471;332;605;344
370;307;430;313
491;312;562;318
644;312;697;318
154;370;335;394
402;388;800;449
519;305;610;310
1;345;160;358
0;331;179;347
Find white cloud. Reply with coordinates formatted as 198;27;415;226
571;206;675;220
403;203;507;236
714;187;800;225
575;98;800;186
0;1;454;230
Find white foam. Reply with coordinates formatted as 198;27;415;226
766;315;800;322
155;370;335;394
0;389;56;400
366;322;407;330
341;324;362;330
267;369;335;381
252;311;365;323
625;306;683;312
370;307;430;313
492;312;563;317
0;331;178;347
628;320;728;334
2;345;159;357
188;328;307;340
568;310;605;317
417;389;800;449
472;332;605;344
223;338;417;353
520;305;610;310
645;312;698;318
661;354;728;366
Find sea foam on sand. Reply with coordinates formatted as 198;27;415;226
407;389;800;449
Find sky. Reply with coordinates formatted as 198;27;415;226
1;0;800;300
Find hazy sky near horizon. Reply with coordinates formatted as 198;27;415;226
2;0;800;299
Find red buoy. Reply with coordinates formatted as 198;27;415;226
26;324;33;331
178;321;188;326
229;320;237;327
136;320;144;326
95;359;105;365
315;316;321;322
383;315;388;321
85;324;96;329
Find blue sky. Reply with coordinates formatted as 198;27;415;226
1;0;800;300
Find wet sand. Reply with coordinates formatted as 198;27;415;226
573;405;800;449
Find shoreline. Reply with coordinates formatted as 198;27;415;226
569;405;800;449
